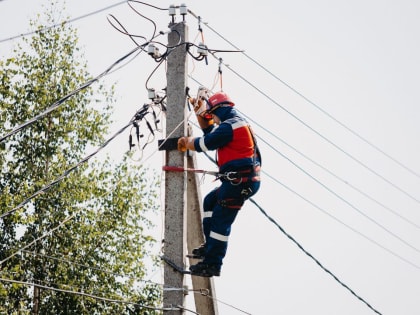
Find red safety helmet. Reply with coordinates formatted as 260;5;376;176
206;92;234;112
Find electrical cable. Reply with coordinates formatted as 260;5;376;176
0;118;134;219
197;146;389;313
248;198;383;315
20;250;161;288
0;213;75;266
0;43;146;143
107;13;147;46
188;78;420;257
0;0;127;44
196;139;420;271
127;0;157;39
215;57;420;206
188;69;420;268
201;293;252;315
254;131;420;255
236;109;420;231
264;163;420;270
127;0;168;11
0;277;179;312
188;9;420;181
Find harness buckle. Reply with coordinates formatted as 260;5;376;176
224;171;238;181
224;171;242;185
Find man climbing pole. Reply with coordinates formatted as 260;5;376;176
177;87;262;277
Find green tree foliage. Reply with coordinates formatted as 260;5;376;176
0;2;162;314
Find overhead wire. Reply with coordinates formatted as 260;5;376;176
194;135;420;271
196;146;388;313
218;58;420;206
0;43;148;143
107;13;147;46
20;250;161;288
0;118;133;220
0;0;127;44
237;109;420;231
0;277;180;312
254;131;420;255
248;198;383;315
195;56;420;257
188;8;420;181
188;74;420;266
0;213;76;266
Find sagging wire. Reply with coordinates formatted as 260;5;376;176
0;43;147;144
128;0;168;12
0;213;76;265
186;81;420;271
1;10;176;144
192;9;420;183
0;277;180;312
0;116;136;220
198;145;384;314
248;198;383;315
127;0;157;39
107;13;147;46
20;249;163;290
0;1;127;44
208;52;420;206
237;108;420;231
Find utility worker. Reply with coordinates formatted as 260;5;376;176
178;88;261;277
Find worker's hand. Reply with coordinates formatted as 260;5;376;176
177;137;188;152
189;98;206;115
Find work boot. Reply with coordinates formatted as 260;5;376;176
190;243;206;259
189;262;220;277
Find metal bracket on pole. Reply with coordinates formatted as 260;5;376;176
158;137;180;151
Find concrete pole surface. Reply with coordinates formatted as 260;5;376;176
163;21;188;314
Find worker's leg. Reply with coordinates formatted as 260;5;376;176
202;187;219;241
190;180;260;276
203;182;245;269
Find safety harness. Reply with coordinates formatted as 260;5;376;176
163;124;261;185
161;165;243;183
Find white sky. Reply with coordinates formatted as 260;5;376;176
1;1;420;314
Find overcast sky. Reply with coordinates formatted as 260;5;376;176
1;1;420;314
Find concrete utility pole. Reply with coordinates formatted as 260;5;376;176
164;19;188;313
163;6;218;314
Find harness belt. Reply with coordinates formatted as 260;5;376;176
221;165;261;184
163;165;261;184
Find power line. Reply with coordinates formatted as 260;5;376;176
221;60;420;206
188;75;420;269
197;140;420;271
0;118;133;220
0;277;179;312
191;10;420;181
0;213;75;266
0;43;147;143
254;131;420;255
21;250;161;287
0;1;127;43
248;198;383;315
259;168;420;271
237;109;420;231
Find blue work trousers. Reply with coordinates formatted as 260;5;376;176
202;179;260;268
